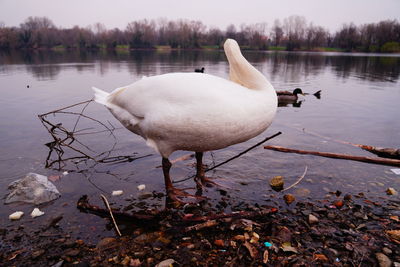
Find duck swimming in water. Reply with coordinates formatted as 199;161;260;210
92;39;277;205
277;88;304;102
194;67;205;73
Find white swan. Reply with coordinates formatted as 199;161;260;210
92;39;277;204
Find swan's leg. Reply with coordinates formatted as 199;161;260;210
162;157;205;206
195;152;218;189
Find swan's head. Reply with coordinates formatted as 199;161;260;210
224;39;241;58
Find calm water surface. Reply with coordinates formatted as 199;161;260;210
1;50;399;241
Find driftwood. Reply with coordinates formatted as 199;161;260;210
77;195;278;232
264;145;400;167
77;195;161;224
356;145;400;160
289;127;400;160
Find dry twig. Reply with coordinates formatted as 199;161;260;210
100;194;122;236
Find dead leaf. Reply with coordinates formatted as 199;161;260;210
313;253;329;262
7;249;25;261
263;250;269;264
386;230;400;244
243;241;258;258
281;242;298;254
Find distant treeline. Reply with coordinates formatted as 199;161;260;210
0;16;399;52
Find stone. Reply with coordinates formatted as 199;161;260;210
386;187;398;195
382;247;392;255
283;194;295;205
375;252;392;267
5;173;60;205
308;214;319;224
155;259;175;267
96;237;117;251
269;176;284;191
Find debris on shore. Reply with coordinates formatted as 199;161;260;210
1;193;399;266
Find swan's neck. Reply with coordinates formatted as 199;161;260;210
225;41;273;92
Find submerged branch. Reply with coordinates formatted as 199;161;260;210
264;145;400;167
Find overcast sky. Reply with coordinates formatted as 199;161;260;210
1;0;399;32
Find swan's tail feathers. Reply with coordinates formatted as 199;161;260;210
92;87;110;105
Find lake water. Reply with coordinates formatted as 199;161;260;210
1;49;399;241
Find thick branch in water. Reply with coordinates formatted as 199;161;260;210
264;145;400;167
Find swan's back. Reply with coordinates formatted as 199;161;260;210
101;72;276;157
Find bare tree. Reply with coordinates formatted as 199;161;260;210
283;15;307;50
271;19;284;47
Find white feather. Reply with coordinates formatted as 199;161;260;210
92;39;277;158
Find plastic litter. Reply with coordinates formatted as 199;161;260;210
264;241;273;247
112;190;123;196
31;208;45;218
390;168;400;175
5;173;61;205
9;211;24;220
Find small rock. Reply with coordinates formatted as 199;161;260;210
31;208;45;218
344;194;352;201
112;190;123;196
308;214;319;224
137;184;146;191
31;249;45;259
269;176;284;191
382;247;392;255
130;259;141;267
9;211;24;220
214;239;225;247
64;249;80;257
375;252;392;267
294;188;311;197
283;194;295;205
96;237;117;251
333;200;344;208
155;259;175;267
386;187;398;195
120;256;131;266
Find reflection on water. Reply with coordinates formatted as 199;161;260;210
0;49;399;241
1;50;399;83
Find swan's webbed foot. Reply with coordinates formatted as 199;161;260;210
162;156;206;208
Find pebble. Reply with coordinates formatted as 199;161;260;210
155;259;175;267
214;239;225;247
137;184;146;191
294;188;311;197
386;187;398;195
308;214;319;224
283;194;295;205
375;252;392;267
382;247;392;255
269;176;284;191
96;237;117;251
